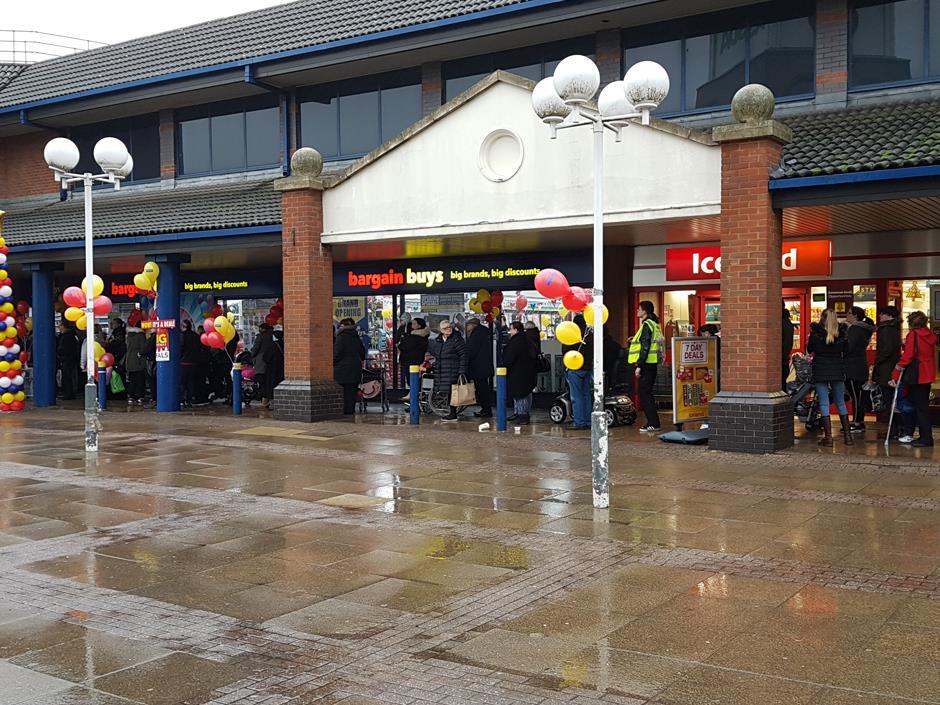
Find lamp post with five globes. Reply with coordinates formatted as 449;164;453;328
531;56;670;508
43;136;134;453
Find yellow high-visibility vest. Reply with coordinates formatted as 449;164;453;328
627;319;661;364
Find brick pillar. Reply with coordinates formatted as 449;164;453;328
158;109;176;184
595;30;622;86
422;62;443;115
604;245;634;344
273;149;343;421
815;0;848;105
709;86;794;453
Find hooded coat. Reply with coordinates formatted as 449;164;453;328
333;326;365;385
466;324;494;379
844;318;876;381
503;331;538;399
807;322;847;383
429;331;467;390
398;326;430;370
124;326;147;373
873;319;902;387
892;327;938;385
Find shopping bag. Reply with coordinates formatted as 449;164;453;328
110;370;126;394
450;376;476;406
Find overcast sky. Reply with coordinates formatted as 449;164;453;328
4;1;297;48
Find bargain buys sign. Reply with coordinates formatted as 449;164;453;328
665;240;831;281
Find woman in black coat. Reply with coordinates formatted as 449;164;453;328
333;318;365;415
504;321;538;425
429;319;467;421
398;317;430;373
807;309;851;446
844;306;875;432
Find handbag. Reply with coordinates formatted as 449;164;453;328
450;375;476;406
110;370;126;394
901;334;920;384
862;381;885;413
535;353;551;374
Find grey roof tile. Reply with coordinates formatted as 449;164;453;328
0;63;25;91
0;0;528;109
2;180;280;247
775;100;940;179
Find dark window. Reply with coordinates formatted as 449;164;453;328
298;69;421;160
624;2;814;115
177;95;280;175
443;37;596;101
850;0;935;88
68;114;160;182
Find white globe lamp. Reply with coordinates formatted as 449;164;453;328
93;137;130;173
115;154;134;178
598;81;635;128
532;77;572;125
624;61;670;112
43;137;80;172
553;55;600;105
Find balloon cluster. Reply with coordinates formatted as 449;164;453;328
0;212;27;413
468;289;504;323
63;276;112;331
533;268;609;371
264;298;284;327
201;314;236;350
133;261;160;296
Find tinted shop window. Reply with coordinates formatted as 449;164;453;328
443;37;594;101
624;4;814;114
177;96;280;175
299;70;421;160
850;0;929;87
69;114;160;182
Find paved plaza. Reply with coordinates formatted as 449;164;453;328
0;407;938;705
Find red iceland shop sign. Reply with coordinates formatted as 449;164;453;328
665;240;831;281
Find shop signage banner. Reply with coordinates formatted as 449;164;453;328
143;320;176;363
665;240;831;281
671;336;718;424
105;268;281;300
334;252;592;295
332;297;366;322
419;293;466;312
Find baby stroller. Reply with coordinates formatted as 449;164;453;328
235;351;263;406
549;382;638;427
788;354;821;432
358;366;389;412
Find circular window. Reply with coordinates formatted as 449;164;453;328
478;129;524;183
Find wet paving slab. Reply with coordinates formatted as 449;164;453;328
0;408;938;704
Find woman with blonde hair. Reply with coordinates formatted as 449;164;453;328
807;308;851;446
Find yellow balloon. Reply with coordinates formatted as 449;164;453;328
555;320;582;346
491;306;501;317
143;261;160;283
539;331;546;340
0;362;9;372
540;314;551;327
133;273;152;292
76;316;87;331
226;312;235;321
64;307;84;322
10;360;20;371
583;304;609;327
1;393;12;404
0;303;11;314
558;306;569;319
0;270;7;280
25;318;32;332
563;350;584;370
82;275;104;298
476;289;491;303
0;237;5;247
214;315;230;332
4;328;15;339
468;298;480;313
94;342;105;360
381;307;392;318
14;391;24;402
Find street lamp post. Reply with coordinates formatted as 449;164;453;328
44;137;133;453
532;57;670;509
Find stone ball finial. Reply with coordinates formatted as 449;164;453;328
731;84;775;124
290;147;323;177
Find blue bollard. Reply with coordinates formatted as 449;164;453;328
496;367;507;432
97;364;107;411
232;364;242;416
409;365;420;425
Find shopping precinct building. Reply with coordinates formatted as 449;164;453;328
0;0;938;452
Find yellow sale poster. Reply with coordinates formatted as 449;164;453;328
671;337;718;424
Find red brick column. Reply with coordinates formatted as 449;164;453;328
273;149;343;420
158;110;175;182
815;0;848;105
709;86;794;453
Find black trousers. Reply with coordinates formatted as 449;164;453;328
341;383;359;415
846;378;866;423
473;376;492;414
181;365;196;404
127;370;146;400
638;363;659;428
909;383;934;444
59;361;79;399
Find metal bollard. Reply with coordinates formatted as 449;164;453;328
97;364;107;410
232;363;242;416
409;365;420;425
496;367;507;432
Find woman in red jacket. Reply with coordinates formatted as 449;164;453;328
890;311;937;447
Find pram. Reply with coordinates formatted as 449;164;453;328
235;351;263;406
358;350;389;412
788;354;822;432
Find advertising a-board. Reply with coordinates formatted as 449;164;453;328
671;337;718;424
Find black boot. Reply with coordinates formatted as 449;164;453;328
818;417;833;446
839;414;854;445
518;414;530;425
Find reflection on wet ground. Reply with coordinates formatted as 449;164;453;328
0;407;938;704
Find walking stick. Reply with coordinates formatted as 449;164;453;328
885;374;903;449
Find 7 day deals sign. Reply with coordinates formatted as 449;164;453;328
671;337;718;424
